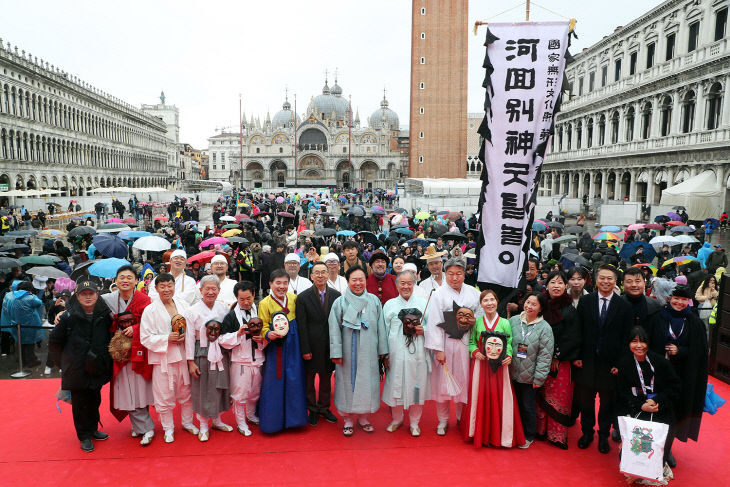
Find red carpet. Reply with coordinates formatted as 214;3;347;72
1;378;728;486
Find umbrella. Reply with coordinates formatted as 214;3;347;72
370;208;385;215
667;211;682;221
633;263;659;275
532;221;548;231
278;212;294;218
187;250;217;264
227;237;250;245
338;196;348;203
82;214;96;219
654;215;670;223
649;235;681;247
88;258;130;278
68;226;96;237
394;207;408;214
118;231;152;240
552;235;578;244
704;218;720;229
154;216;170;222
20;255;58;266
0;257;23;268
674;235;699;244
39;229;66;238
276;196;285;203
406;238;430;248
441;231;467;241
319;212;333;217
371;206;384;212
644;224;664;230
123;217;137;224
314;228;336;237
665;221;685;227
239;218;255;224
661;256;697;268
599;225;622;232
199;237;229;248
222;229;242;237
627;223;645;231
222;224;239;229
336;230;356;237
70;216;84;221
0;243;29;251
234;214;250;222
565;225;584;234
618;241;657;262
106;218;123;223
414;211;431;220
26;266;69;279
547;221;564;229
6;230;36;237
299;230;313;236
97;223;131;233
391;227;414;236
436;210;449;216
447;212;462;221
347;207;365;217
559;253;591;269
593;232;619;241
93;234;129;259
431;223;448;237
390;214;405;225
219;215;236;222
671;206;686;211
358;231;379;246
132;236;172;252
669;226;694;233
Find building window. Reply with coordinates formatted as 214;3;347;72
589;72;595;92
665;32;676;60
688;21;700;52
419;82;425;89
256;147;260;153
420;7;425;15
221;164;225;170
587;119;593;148
419;107;424;114
625;106;635;141
660;95;672;136
419;131;424;138
420;57;425;64
716;7;728;41
707;82;723;130
576;121;583;149
598;115;606;145
418;155;423;163
212;165;216;170
578;77;584;96
611;111;619;143
212;153;216;162
641;102;652;139
614;59;622;81
646;42;655;68
420;32;426;40
601;65;608;86
629;51;638;75
279;147;283;153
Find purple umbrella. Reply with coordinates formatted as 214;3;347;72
276;196;285;204
667;211;682;221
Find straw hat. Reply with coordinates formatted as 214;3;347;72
420;245;446;261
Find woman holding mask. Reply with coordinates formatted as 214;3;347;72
462;290;525;448
537;271;581;449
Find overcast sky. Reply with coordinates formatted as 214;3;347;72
2;0;664;148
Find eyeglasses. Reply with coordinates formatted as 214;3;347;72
311;271;328;276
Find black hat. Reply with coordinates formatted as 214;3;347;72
672;285;692;299
369;251;389;266
75;278;100;293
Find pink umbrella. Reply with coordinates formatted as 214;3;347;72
276;196;285;204
199;236;229;249
107;218;123;223
123;217;137;224
627;223;645;231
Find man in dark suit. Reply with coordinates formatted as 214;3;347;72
296;261;341;426
574;264;634;454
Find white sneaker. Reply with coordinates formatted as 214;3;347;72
519;439;533;449
436;424;448;436
131;431;139;438
164;431;174;443
212;421;233;432
182;424;200;435
247;414;259;425
43;366;52;375
237;425;252;437
140;431;154;446
198;430;209;442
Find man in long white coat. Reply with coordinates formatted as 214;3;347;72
424;258;482;436
148;249;200;306
382;270;430;436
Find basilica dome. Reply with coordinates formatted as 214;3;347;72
308;78;350;121
368;95;399;130
272;99;294;128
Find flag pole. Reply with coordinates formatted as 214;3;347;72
526;0;530;21
294;94;297;189
348;95;352;177
239;94;243;191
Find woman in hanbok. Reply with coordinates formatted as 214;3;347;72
329;266;388;437
185;275;232;441
382;270;429;436
462;289;524;448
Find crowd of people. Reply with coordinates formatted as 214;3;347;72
0;189;713;485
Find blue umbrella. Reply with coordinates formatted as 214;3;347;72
600;225;622;232
336;230;356;237
88;258;130;278
82;214;96;218
618;241;657;262
338;196;348;203
704;218;720;229
392;227;414;236
92;234;128;259
118;231;152;241
406;238;430;248
532;221;547;231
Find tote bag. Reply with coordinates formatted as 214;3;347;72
618;414;669;482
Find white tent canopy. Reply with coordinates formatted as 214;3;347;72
660;170;722;220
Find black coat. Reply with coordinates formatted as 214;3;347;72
550;302;582;362
574;292;634;389
48;298;113;391
616;350;680;425
621;294;662;337
296;285;341;374
647;307;708;442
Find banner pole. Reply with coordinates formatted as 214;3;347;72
526;0;530;21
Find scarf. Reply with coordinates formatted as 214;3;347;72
660;305;691;341
207;340;224;371
342;288;370;330
543;292;572;326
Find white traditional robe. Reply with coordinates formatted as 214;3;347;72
416;275;445;300
424;283;482;404
140;296;190;371
148;272;200;306
288;275;313;296
184;300;230;361
327;275;348;295
216;277;238;308
381;294;431;408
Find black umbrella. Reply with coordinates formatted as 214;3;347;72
68;226;96;237
547;221;564;229
0;243;29;251
672;206;686;211
431;222;448;236
227;236;250;245
561;253;591;268
394;207;408;214
565;225;583;234
314;228;337;237
319;212;333;217
93;234;129;259
6;230;36;237
357;231;379;246
70;259;97;281
0;257;23;268
441;231;467;241
348;207;365;217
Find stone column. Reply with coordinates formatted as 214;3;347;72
629;169;637;202
577;171;585;200
588;171;596;203
568;172;576;197
600;170;609;203
614;170;622;201
617;107;626;143
647;169;656;205
651;94;662;139
695;82;706;132
671;89;682;134
722;75;730;127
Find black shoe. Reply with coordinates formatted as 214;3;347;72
320;409;338;423
535;433;547;441
598;436;610;454
92;431;109;441
577;433;593;449
80;439;94;452
308;411;318;426
666;452;677;468
611;429;621;443
549;439;569;450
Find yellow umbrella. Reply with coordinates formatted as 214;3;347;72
222;229;242;237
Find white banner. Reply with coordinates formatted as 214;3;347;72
477;22;570;289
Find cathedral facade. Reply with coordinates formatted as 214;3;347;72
207;78;406;190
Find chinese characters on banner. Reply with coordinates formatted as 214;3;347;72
477;22;570;289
